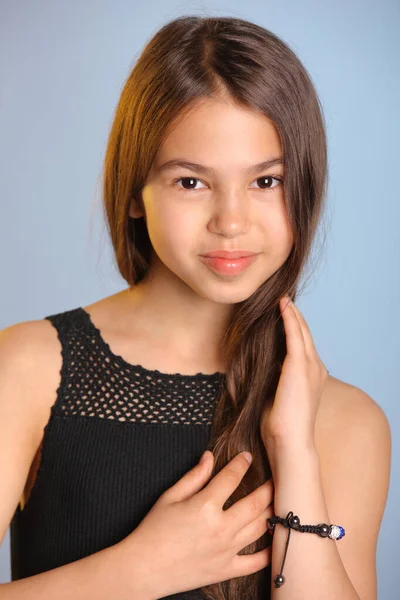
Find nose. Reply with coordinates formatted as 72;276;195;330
207;193;251;238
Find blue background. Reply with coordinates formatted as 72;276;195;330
0;1;399;597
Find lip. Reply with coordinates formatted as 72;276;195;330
200;250;258;259
199;253;260;276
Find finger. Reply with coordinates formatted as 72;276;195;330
289;300;319;360
233;504;275;554
163;451;214;503
280;296;306;359
199;451;253;508
225;478;274;532
231;545;272;578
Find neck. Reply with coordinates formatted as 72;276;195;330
119;256;234;372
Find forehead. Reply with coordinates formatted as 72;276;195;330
151;98;282;172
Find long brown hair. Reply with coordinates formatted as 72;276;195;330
102;14;328;600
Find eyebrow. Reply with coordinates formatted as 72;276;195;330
155;157;284;176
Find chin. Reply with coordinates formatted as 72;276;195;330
191;280;261;305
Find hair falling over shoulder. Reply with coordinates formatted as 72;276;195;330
101;14;328;599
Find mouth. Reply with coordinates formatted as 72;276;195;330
200;250;258;259
199;252;260;276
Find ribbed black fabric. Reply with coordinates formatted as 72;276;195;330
9;306;228;599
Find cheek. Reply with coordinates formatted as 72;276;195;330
145;200;197;259
261;204;294;256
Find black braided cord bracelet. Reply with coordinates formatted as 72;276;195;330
267;511;345;588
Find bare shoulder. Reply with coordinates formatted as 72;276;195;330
0;317;63;454
0;317;62;385
316;374;391;442
0;317;60;359
315;373;391;471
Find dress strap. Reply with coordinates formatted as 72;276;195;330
43;307;89;418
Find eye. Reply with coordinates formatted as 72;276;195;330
173;177;207;191
250;175;284;191
172;175;284;192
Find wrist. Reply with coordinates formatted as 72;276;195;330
265;436;319;474
114;534;162;600
265;441;327;524
265;433;317;456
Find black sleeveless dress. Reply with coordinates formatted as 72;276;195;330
9;306;228;599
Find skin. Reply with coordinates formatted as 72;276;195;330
88;96;294;375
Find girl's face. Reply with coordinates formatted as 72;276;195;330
130;98;294;305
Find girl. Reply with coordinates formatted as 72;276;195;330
0;14;390;600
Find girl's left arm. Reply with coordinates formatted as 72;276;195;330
265;401;390;600
261;298;391;600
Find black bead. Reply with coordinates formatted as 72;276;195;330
289;514;300;527
318;523;330;537
274;574;286;587
268;518;276;529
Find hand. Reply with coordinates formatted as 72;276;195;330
121;451;274;599
260;296;329;450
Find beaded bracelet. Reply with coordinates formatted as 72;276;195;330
267;511;345;588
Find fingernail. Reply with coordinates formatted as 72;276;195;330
242;451;253;464
199;451;208;464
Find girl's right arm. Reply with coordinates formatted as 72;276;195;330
0;321;153;600
0;541;151;600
